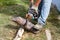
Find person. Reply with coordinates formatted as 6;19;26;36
12;1;53;40
26;0;52;33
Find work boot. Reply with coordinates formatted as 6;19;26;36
33;23;43;33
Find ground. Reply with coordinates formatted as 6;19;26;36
0;0;60;40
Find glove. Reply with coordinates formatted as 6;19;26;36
26;5;39;20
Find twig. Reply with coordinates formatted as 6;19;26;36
45;29;52;40
13;28;24;40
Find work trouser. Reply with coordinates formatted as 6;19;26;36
38;0;52;25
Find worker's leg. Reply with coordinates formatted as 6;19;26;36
38;0;52;25
38;0;43;18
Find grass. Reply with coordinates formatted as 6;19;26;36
0;0;60;40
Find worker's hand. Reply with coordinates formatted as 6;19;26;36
26;5;38;20
26;13;33;20
31;5;38;13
